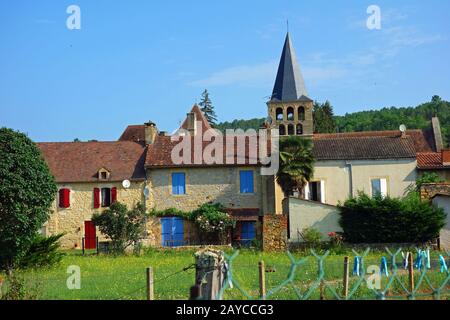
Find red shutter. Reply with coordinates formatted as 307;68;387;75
59;188;70;208
111;187;117;203
94;188;100;208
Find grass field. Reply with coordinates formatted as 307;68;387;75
3;248;450;300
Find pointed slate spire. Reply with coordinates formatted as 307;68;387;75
271;33;310;102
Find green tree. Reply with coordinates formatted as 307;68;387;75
199;89;218;126
411;172;445;194
92;202;148;254
0;128;57;271
276;137;315;198
313;100;337;133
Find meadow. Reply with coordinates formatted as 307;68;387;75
4;248;450;300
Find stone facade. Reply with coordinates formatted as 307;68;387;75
45;181;146;249
267;100;314;136
420;183;450;200
262;214;288;251
147;166;263;212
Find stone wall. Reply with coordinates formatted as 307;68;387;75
420;183;450;200
262;214;288;251
45;181;146;249
147;166;263;212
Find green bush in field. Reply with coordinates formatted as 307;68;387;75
338;192;446;243
299;227;323;246
18;234;65;269
0;128;57;271
92;202;148;254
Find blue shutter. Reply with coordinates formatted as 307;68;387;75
240;170;254;193
172;173;186;195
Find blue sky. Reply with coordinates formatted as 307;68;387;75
1;0;449;142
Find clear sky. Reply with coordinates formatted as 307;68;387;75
1;0;449;142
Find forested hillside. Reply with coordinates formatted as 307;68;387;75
215;96;450;146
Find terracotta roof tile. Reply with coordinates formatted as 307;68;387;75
38;141;147;183
313;129;435;153
119;125;146;143
312;135;417;160
145;135;267;168
417;152;450;169
179;104;212;133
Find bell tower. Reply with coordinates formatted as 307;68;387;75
267;33;313;136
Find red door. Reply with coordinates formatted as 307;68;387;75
84;221;96;249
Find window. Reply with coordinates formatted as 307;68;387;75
296;123;303;135
59;188;70;208
305;181;325;203
371;178;387;198
101;172;107;180
276;108;284;121
287;124;295;135
101;188;111;207
279;124;286;136
240;170;254;193
287;107;294;120
172;172;186;195
298;106;305;121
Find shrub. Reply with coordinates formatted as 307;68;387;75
0;274;38;300
338;192;446;243
92;202;148;254
300;227;323;246
18;234;65;269
0;128;57;270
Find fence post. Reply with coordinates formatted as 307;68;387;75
343;256;349;299
408;252;415;300
0;277;3;299
259;261;266;299
96;237;99;255
82;237;85;255
319;280;325;300
146;267;154;300
190;284;201;300
194;249;225;300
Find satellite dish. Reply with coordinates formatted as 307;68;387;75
143;186;150;199
122;180;131;189
399;124;407;133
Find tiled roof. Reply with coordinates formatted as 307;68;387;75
313;129;435;153
417;152;450;169
119;125;146;143
179;105;212;133
145;135;266;168
312;134;417;161
38;141;147;183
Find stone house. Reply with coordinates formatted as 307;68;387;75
37;32;449;249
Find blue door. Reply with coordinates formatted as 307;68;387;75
240;221;256;246
161;217;184;247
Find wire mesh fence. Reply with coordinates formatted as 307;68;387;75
1;247;448;300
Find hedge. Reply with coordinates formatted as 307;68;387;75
338;193;446;243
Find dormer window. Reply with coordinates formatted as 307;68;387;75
98;168;110;180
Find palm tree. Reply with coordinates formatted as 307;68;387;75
276;136;315;198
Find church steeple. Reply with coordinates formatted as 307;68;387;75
267;33;313;137
271;33;310;102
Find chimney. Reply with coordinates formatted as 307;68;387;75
431;117;444;152
443;149;450;166
144;121;158;145
186;112;197;136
